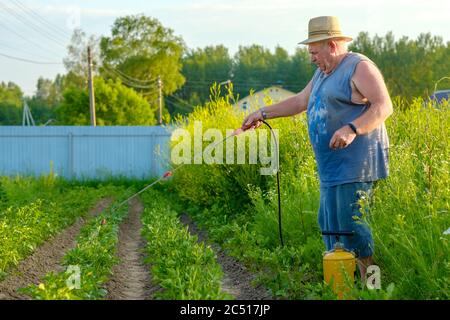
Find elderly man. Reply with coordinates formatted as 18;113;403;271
241;16;393;282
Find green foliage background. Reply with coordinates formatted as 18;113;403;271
1;14;448;125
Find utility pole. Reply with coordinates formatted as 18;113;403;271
22;100;35;126
87;46;96;127
158;75;162;125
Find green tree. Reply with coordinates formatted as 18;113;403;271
100;14;185;119
34;75;65;107
175;45;233;112
350;31;450;98
25;74;69;125
272;46;291;84
56;77;156;125
63;28;100;90
0;82;23;125
171;44;316;111
231;45;314;98
284;47;315;92
232;44;275;97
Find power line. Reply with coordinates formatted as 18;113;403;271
167;94;197;109
166;96;191;107
0;42;61;61
103;65;158;89
181;79;302;91
9;0;72;40
183;79;224;85
120;78;157;90
110;66;158;84
184;78;302;87
141;91;159;97
165;97;193;113
179;83;300;91
165;101;191;114
0;51;62;65
0;19;64;57
0;1;67;49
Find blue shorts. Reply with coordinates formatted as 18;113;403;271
318;182;375;258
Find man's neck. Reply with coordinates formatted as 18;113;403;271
324;51;349;74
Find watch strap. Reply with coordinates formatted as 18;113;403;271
348;122;358;135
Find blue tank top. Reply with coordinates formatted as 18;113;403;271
306;52;389;187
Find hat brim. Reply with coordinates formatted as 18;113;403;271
298;35;353;45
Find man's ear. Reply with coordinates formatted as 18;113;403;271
328;40;337;53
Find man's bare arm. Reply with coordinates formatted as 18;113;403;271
329;60;393;149
261;79;312;119
351;61;393;134
242;80;312;130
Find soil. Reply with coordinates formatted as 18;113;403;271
104;197;162;300
0;197;113;300
179;213;273;300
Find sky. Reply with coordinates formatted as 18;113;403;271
0;0;449;96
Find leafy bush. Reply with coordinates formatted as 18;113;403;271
170;89;450;299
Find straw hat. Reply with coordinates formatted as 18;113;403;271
299;16;352;45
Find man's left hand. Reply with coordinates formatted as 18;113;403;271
329;125;357;150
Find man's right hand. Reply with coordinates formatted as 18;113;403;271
241;109;264;131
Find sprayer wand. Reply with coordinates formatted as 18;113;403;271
111;122;284;247
111;128;241;213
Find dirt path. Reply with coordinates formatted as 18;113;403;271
0;198;113;300
105;197;160;300
179;214;273;300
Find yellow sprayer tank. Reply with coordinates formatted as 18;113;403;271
323;242;356;299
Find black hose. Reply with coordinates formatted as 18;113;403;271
261;120;284;247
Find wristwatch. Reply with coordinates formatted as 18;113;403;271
348;122;358;135
260;108;268;120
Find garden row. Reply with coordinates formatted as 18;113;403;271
0;176;121;281
1;176;242;300
25;186;234;300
